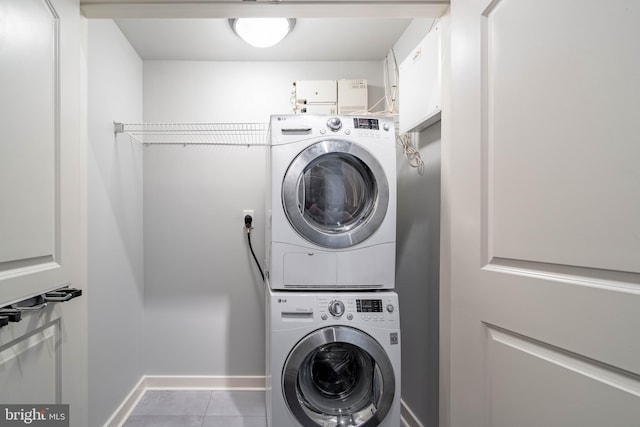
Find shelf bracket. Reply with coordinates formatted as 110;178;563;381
114;121;124;134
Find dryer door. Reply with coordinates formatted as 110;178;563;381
282;326;395;427
282;140;389;249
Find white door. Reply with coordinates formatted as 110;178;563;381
448;0;640;425
0;0;87;424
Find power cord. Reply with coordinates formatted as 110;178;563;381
244;215;265;282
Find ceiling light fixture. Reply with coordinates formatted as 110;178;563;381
229;18;296;48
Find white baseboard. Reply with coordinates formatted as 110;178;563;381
103;376;146;427
144;375;265;390
401;399;425;427
104;375;266;427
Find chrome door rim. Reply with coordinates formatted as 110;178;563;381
282;326;396;427
282;140;389;249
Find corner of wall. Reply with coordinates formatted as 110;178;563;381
87;18;145;427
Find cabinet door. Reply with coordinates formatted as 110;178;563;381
448;0;640;426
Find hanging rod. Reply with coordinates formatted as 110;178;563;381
113;122;270;146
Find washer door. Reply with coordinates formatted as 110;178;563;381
282;140;389;249
282;326;395;427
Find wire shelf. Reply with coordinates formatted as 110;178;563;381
114;122;270;146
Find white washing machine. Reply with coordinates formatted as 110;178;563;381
267;114;397;290
266;287;401;427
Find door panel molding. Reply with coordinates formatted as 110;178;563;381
485;323;640;397
485;323;640;426
0;0;68;306
483;258;640;295
0;256;56;272
0;317;62;404
479;0;640;273
478;0;501;267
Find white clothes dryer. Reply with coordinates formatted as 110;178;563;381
266;287;401;427
267;114;397;290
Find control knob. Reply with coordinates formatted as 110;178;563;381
327;117;342;132
328;300;345;317
386;304;395;313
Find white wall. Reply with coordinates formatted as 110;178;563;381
396;126;441;426
143;60;384;375
394;18;441;427
143;61;385;122
87;19;144;426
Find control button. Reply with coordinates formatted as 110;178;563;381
321;313;328;320
383;123;391;131
328;300;345;317
320;129;326;135
344;129;351;135
327;117;342;132
386;304;394;313
347;313;353;320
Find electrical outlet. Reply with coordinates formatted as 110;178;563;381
243;210;255;227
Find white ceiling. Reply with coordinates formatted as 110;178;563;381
115;18;413;61
83;0;447;62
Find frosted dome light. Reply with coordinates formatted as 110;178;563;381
230;18;295;48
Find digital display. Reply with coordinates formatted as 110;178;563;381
354;118;379;130
356;299;383;313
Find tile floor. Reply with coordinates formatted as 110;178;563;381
123;390;267;427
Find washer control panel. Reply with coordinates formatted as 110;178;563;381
317;294;398;324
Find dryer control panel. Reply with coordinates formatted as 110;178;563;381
270;114;395;146
353;117;379;130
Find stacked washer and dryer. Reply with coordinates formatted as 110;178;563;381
265;114;401;427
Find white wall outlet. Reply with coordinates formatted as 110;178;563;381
243;210;255;227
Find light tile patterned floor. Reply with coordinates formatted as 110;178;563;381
123;390;266;427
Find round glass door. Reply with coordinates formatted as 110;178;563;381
282;140;389;249
282;326;395;427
